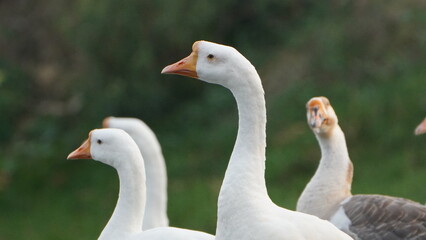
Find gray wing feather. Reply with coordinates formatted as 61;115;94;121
343;194;426;240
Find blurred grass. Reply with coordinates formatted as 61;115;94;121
0;0;425;239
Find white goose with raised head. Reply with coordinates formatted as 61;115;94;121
67;129;214;240
297;96;426;239
103;117;169;230
162;41;352;240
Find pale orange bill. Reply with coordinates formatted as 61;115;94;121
67;138;92;160
307;98;328;128
161;41;200;79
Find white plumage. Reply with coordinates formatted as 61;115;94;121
103;117;169;230
162;41;352;240
67;129;214;240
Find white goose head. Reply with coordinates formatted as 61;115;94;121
103;116;144;135
306;96;338;137
161;40;258;90
67;128;139;168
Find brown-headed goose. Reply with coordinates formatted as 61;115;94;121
297;96;426;240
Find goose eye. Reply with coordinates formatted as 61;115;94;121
97;139;102;144
207;54;214;60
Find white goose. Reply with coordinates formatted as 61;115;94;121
67;128;214;240
415;117;426;135
103;117;169;230
162;41;352;240
297;96;426;239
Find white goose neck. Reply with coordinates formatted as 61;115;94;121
297;125;353;219
316;126;351;171
99;151;146;240
131;127;169;230
228;72;268;196
217;70;271;237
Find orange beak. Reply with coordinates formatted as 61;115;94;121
67;136;92;160
103;117;112;128
307;98;328;128
161;42;199;79
414;118;426;135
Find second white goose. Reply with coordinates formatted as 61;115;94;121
103;117;169;230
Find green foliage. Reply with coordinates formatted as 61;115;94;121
0;0;425;239
0;62;32;143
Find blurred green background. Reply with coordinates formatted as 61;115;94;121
0;0;425;239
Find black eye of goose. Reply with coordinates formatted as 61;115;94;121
207;54;214;59
97;139;102;144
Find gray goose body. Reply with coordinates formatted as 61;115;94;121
337;195;426;239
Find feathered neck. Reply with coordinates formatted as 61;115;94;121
296;125;353;220
99;151;146;240
132;127;169;230
216;69;272;238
